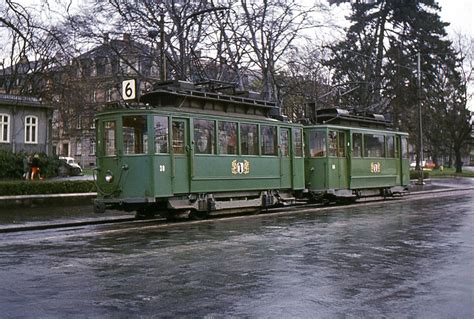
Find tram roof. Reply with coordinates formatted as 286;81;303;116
139;80;277;114
313;108;392;129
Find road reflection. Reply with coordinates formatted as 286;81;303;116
0;194;473;317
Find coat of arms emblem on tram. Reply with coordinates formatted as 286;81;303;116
231;160;250;175
370;162;381;173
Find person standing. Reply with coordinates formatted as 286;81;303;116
30;154;40;180
23;154;32;180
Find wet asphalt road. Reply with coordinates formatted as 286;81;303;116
0;189;473;317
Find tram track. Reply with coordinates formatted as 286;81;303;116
1;186;473;235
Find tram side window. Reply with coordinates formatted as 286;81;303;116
104;121;116;156
218;121;237;155
401;137;408;159
194;119;215;154
387;136;395;158
280;129;289;157
352;133;362;157
293;128;303;157
123;116;148;154
154;116;168;153
309;130;326;157
240;123;258;155
172;121;185;154
261;125;277;156
394;136;400;158
328;131;345;157
364;134;385;158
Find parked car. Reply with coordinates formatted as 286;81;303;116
409;160;435;170
59;156;83;176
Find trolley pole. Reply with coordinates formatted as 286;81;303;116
417;52;424;185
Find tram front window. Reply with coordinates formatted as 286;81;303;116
123;116;148;154
104;121;116;156
154;116;169;153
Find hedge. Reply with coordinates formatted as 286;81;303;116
410;170;430;180
0;150;61;179
0;180;97;196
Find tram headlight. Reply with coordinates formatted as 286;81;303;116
104;171;113;183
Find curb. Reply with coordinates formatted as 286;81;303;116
0;193;97;208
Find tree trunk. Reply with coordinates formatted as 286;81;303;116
454;149;463;173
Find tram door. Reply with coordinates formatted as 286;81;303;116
327;130;349;190
279;128;291;188
171;118;190;194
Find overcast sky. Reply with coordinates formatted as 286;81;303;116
437;0;473;36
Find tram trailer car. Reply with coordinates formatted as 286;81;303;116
93;81;305;218
304;109;410;202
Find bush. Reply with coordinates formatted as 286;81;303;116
0;180;96;196
0;150;61;179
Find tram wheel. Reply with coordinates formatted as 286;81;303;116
135;208;156;219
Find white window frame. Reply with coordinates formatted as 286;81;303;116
90;138;96;155
0;113;10;143
76;140;82;155
106;88;113;102
25;115;38;144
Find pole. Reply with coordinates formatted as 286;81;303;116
417;52;424;185
159;13;166;82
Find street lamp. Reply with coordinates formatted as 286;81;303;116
148;14;166;82
416;52;424;185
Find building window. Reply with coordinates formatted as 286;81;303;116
25;115;38;144
0;114;10;143
106;89;113;102
90;138;96;155
76;140;82;155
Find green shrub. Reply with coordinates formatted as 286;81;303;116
0;150;61;179
410;170;430;180
0;180;96;196
0;150;23;179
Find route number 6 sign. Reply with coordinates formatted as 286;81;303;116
122;79;137;101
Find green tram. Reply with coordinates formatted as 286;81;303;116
304;109;410;201
93;81;305;217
